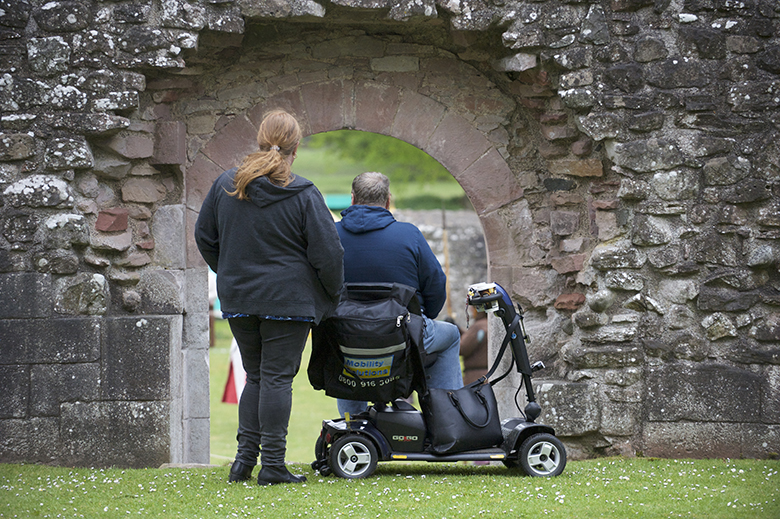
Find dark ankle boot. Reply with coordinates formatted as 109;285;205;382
257;465;307;486
228;460;254;483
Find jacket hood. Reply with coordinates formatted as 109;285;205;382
339;205;396;234
240;170;313;208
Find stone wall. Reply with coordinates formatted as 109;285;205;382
0;0;778;467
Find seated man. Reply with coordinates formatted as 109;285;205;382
335;172;463;417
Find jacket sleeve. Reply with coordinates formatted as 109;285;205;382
194;181;220;274
304;189;344;302
415;229;447;319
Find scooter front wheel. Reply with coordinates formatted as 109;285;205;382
329;434;378;479
518;433;566;477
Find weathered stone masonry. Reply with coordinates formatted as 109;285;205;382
0;0;778;467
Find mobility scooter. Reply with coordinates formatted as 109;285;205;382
310;282;567;479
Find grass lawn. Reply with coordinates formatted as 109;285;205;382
2;458;777;518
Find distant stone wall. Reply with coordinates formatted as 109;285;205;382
1;0;778;467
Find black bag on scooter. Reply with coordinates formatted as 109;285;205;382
421;378;504;454
309;282;425;404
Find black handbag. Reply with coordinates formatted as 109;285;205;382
421;378;504;454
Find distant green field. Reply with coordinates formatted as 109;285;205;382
294;137;472;211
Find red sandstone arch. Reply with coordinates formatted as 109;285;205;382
184;80;523;274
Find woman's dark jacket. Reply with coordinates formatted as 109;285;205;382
195;168;344;324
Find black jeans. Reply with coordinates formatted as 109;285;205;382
227;316;310;467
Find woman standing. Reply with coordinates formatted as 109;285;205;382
195;110;344;485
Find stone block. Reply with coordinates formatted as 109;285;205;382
605;138;684;173
752;313;780;343
95;208;129;232
90;228;132;252
54;273;108;316
635;36;667;62
548;158;604;177
510;266;559;309
0;318;101;364
457;148;522;215
151;205;186;269
631;214;673;246
562;343;642;368
534;380;600;436
27;36;70;76
185;152;224;212
604;271;644;291
183;349;209;420
138;269;185;314
34;0;90;32
30;363;100;416
554;292;586;310
354;82;401;135
651;170;696;200
742;424;780;459
702;312;737;341
550;254;586;274
646;363;762;423
601;399;640;437
121;177;167;203
595;210;621;241
493;53;536;72
550;210;580;236
153;121;186;165
605;63;644;93
726;340;780;365
186;207;206;269
764;366;780;424
370;56;419;72
590;245;646;270
98;132;154;159
0;417;60;464
646;59;709;88
0;365;28;418
0;273;52;318
722;179;772;204
577;113;621;142
390;91;446;150
427;113;491;178
643;422;741;458
201;115;257;171
183;417;210;464
248;91;309;135
697;285;758;312
574;307;608;328
60;401;170;468
301;80;352;133
103;317;171;401
3;175;72;208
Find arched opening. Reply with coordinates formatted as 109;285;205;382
184;73;524;464
206;129;489;463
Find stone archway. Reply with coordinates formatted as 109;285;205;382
183;80;525;462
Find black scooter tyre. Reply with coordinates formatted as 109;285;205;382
518;433;566;477
329;434;378;479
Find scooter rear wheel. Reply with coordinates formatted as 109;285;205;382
518;433;566;477
329;434;378;479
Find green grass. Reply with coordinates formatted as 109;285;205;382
293;143;472;211
209;319;336;466
2;458;778;518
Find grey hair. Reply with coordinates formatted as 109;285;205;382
351;172;390;206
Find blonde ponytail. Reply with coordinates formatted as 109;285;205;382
228;110;302;200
